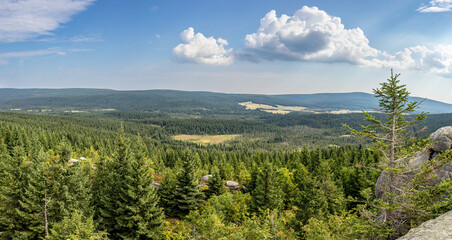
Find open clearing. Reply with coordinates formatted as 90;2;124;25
238;101;309;114
173;134;241;144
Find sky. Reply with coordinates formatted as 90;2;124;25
1;0;452;103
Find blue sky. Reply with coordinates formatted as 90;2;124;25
1;0;452;103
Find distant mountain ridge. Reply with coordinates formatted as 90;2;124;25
0;88;451;114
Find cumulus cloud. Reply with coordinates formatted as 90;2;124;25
238;6;452;77
242;6;379;64
173;27;234;65
172;6;452;76
0;0;96;42
349;44;452;77
417;0;452;13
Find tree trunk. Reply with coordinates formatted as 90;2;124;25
44;189;49;237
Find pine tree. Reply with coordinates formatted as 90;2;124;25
0;135;50;239
344;70;427;199
16;146;47;239
95;127;163;239
205;166;225;199
122;135;163;239
48;210;107;240
0;140;28;238
343;70;452;237
293;163;328;224
45;138;86;229
173;151;204;217
159;169;178;217
251;161;282;211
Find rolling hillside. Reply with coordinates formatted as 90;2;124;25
1;89;451;114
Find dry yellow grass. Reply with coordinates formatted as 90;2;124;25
238;101;309;114
64;110;88;113
173;134;240;145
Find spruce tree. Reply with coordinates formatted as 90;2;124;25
95;124;132;237
0;135;50;239
159;169;178;217
16;147;47;239
122;135;163;239
45;138;84;229
293;163;328;224
173;152;204;217
344;70;452;237
205;166;225;199
0;140;28;238
48;210;107;240
251;161;282;211
95;127;163;239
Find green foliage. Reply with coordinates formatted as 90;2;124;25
159;169;178;218
0;139;46;239
173;152;204;218
205;167;226;199
251;161;283;211
0;88;449;240
94;126;163;239
344;70;452;238
48;211;107;240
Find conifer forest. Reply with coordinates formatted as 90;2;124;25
1;72;452;240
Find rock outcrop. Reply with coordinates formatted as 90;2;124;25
430;126;452;155
375;126;452;198
398;210;452;240
200;174;213;183
225;181;240;190
151;182;161;190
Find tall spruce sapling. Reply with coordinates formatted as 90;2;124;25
205;166;225;199
343;70;427;198
95;126;163;239
344;70;452;237
173;152;204;218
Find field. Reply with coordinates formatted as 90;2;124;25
173;134;241;144
238;101;309;114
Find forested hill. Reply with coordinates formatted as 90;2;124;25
1;88;452;114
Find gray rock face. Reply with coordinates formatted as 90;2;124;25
375;126;452;198
398;210;452;240
430;126;452;153
151;182;161;190
225;181;240;190
201;175;213;182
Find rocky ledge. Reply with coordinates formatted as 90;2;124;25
398;210;452;240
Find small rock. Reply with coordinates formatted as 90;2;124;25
151;182;161;190
225;181;240;190
201;174;213;182
430;126;452;153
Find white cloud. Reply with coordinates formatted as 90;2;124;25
173;27;234;65
0;48;65;58
0;0;96;42
238;6;452;77
69;34;103;43
168;6;452;75
417;0;452;12
356;45;452;77
242;6;379;64
0;48;91;64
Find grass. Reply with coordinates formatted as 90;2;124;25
238;101;309;114
173;134;241;145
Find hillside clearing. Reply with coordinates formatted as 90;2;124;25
173;134;240;144
238;101;310;114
